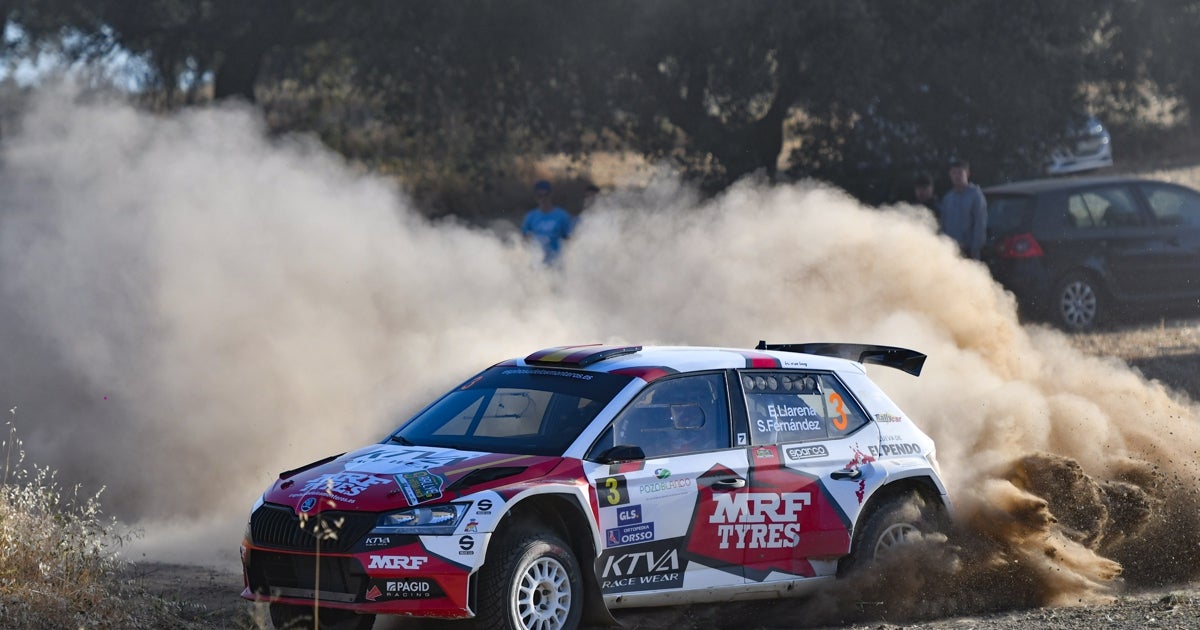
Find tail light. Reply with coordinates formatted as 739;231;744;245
997;233;1044;259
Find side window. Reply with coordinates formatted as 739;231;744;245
1140;184;1200;227
1066;193;1100;228
741;371;869;445
594;374;729;459
1064;188;1141;229
1082;187;1142;228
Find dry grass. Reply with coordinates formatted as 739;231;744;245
0;420;247;629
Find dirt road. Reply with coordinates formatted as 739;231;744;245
128;558;1200;629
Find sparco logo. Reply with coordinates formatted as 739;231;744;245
368;555;429;570
708;492;810;549
785;445;829;460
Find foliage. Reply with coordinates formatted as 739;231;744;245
794;0;1105;200
1100;0;1200;124
4;1;1200;211
0;421;225;629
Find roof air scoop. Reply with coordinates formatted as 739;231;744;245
525;344;643;367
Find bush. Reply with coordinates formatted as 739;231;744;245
0;421;217;629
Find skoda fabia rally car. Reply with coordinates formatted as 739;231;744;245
241;342;952;630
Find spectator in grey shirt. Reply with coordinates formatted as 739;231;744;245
938;159;987;259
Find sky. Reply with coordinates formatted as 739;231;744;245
1;23;150;90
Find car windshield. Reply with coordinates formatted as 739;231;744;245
389;366;633;456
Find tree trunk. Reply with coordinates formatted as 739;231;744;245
212;38;267;102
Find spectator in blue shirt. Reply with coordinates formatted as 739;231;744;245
938;159;987;259
521;180;574;265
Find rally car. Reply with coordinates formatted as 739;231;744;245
241;342;952;630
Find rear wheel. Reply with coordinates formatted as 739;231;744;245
473;528;583;630
269;603;375;630
1052;272;1104;331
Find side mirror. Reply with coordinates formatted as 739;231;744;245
596;445;646;464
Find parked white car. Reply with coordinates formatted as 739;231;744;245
1045;115;1113;175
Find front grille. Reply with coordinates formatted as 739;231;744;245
246;550;366;603
250;503;378;553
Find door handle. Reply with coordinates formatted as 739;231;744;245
831;468;862;481
711;478;746;490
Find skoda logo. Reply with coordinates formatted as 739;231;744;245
300;497;317;512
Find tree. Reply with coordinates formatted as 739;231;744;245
1100;0;1200;128
0;1;1149;205
9;0;332;103
792;0;1107;197
595;1;880;190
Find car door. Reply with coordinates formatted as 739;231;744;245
1065;184;1178;298
686;370;873;584
1135;181;1200;298
584;372;746;596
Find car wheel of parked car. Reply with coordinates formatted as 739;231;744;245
473;528;583;630
839;491;938;576
1053;272;1104;331
268;604;375;630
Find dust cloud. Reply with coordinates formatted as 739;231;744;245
1;87;1199;618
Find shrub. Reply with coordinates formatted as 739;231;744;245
0;421;222;629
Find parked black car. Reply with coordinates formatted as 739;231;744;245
982;176;1200;331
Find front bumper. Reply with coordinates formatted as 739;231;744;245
241;542;474;618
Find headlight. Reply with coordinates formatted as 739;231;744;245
246;495;265;541
374;503;470;535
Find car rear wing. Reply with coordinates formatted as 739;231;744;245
755;341;926;377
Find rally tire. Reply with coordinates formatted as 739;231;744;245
839;491;937;576
473;529;584;630
268;603;376;630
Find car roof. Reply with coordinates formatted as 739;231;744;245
510;343;926;377
983;175;1154;196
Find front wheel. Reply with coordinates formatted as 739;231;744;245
473;529;584;630
269;603;375;630
840;491;941;576
1052;272;1104;331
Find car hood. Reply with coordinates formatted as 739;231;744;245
262;443;563;514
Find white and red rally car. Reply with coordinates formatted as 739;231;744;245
241;342;952;630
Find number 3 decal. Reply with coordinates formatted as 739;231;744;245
605;477;621;505
596;476;628;507
829;392;849;431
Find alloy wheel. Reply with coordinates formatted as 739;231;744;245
515;556;572;630
1059;279;1098;329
